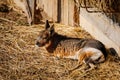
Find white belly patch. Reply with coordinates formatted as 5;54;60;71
64;47;103;60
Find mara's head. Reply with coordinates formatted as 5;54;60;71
36;20;55;47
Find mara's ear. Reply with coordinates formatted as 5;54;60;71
49;24;55;36
45;20;50;29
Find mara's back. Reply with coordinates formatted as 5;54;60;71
52;35;86;58
50;34;107;60
36;20;107;70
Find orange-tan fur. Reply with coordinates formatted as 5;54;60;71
36;20;108;70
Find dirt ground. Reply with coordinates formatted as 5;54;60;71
0;3;120;80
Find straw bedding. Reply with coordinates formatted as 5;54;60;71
0;4;120;80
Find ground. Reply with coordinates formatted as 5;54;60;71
0;3;120;80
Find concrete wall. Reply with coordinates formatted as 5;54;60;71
80;8;120;56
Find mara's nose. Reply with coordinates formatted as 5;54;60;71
36;42;40;46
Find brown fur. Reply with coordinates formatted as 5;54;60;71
36;20;107;71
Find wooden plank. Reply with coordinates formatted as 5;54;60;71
52;0;58;22
68;0;74;26
64;0;69;25
73;2;79;26
47;0;52;21
60;0;77;26
57;0;61;22
28;0;35;23
37;0;58;22
61;0;64;24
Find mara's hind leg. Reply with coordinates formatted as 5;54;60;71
69;57;96;73
84;57;97;71
68;52;86;73
83;48;105;71
84;54;105;71
68;48;105;73
68;61;83;73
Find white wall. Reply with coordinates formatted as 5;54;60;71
80;8;120;56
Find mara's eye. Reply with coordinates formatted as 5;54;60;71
43;37;47;40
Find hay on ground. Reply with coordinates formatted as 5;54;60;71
0;4;120;80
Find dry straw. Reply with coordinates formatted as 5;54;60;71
0;1;120;80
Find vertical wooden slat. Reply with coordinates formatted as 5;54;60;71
57;0;61;23
61;0;64;24
52;0;58;22
59;0;77;26
60;0;69;25
48;0;52;21
64;0;69;25
68;0;74;26
36;0;57;22
28;0;35;23
73;3;79;26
